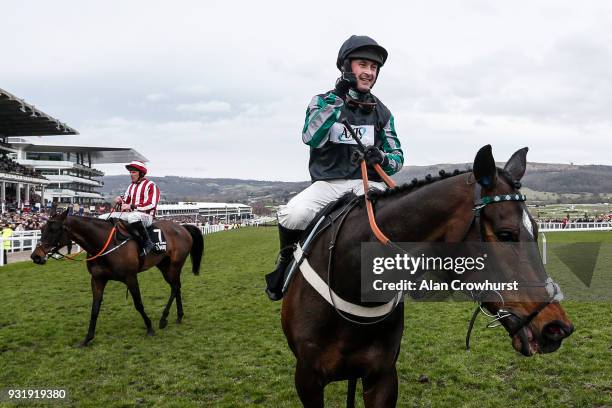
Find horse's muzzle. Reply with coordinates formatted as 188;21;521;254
510;319;574;356
31;248;48;265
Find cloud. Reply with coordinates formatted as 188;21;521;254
175;101;232;114
3;0;612;181
145;93;165;102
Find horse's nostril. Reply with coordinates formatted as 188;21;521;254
543;320;573;340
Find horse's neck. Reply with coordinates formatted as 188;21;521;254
375;176;473;242
65;216;111;254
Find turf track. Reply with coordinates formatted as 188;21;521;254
0;228;610;407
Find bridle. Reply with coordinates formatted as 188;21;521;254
34;218;126;262
463;179;564;350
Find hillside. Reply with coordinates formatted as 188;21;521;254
101;162;612;207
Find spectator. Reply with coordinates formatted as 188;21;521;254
2;223;13;265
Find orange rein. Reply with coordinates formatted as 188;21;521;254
361;161;396;245
62;225;118;261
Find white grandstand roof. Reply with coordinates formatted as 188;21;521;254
158;202;251;210
180;202;251;209
8;140;147;164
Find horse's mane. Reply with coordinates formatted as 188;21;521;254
368;168;471;200
368;167;521;201
58;214;115;227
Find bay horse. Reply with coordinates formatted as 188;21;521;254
281;146;574;407
31;210;204;346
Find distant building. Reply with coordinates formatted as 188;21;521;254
10;140;146;205
157;202;253;222
0;87;145;208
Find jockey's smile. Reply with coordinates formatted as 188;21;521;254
351;59;378;92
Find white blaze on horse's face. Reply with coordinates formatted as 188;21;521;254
522;209;534;238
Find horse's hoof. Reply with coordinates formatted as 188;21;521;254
76;340;90;348
159;320;168;329
176;318;183;324
147;329;155;337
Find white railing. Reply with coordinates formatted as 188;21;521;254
3;230;42;253
0;223;242;266
538;222;612;232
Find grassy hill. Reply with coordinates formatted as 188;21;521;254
100;163;612;207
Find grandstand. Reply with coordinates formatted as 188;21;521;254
157;202;253;222
10;140;146;205
0;87;145;208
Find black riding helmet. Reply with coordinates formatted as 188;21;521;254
336;35;388;72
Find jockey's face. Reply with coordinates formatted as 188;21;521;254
129;170;140;183
350;59;378;92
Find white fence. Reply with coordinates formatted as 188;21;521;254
4;222;608;266
538;222;612;232
0;224;240;266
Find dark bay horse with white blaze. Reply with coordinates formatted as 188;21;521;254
282;146;574;407
31;211;203;346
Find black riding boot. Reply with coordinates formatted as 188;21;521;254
265;225;303;301
129;221;157;256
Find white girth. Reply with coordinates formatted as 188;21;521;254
294;244;401;318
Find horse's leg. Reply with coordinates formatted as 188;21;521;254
174;281;184;323
159;284;176;329
362;367;398;408
159;259;186;326
79;277;107;347
295;361;324;408
125;275;155;336
157;260;175;329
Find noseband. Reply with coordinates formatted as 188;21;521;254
464;181;564;350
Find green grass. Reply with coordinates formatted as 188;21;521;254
0;228;611;407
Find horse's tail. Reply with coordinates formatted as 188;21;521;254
347;378;357;408
182;224;204;275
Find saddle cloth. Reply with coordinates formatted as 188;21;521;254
115;221;168;251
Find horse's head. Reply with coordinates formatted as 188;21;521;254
31;209;70;265
467;145;574;356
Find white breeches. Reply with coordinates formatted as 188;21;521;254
277;179;387;230
99;211;154;227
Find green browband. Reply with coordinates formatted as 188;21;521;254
475;193;527;210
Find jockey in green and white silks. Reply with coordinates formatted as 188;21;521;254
265;35;404;301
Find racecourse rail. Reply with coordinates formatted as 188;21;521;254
0;223;243;265
0;221;610;266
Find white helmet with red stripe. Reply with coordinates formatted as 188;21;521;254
125;160;147;176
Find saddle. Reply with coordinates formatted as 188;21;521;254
114;220;168;252
301;192;361;245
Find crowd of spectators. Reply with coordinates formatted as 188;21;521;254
157;214;247;226
536;215;612;223
0;210;49;230
0;155;44;178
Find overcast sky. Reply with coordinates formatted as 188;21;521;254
2;1;611;181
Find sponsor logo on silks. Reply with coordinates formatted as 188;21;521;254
329;123;375;145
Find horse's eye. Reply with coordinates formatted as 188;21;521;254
496;231;516;242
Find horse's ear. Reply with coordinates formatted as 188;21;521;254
503;147;528;181
473;145;497;188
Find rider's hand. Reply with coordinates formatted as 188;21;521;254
364;146;389;168
120;203;132;212
114;196;123;205
334;72;357;99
